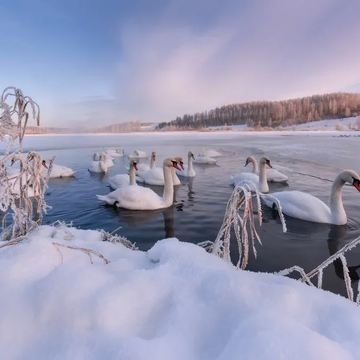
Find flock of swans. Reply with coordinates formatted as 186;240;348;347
229;155;360;225
3;146;360;227
94;149;214;211
90;148;360;226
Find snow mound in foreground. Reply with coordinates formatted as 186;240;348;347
0;225;359;360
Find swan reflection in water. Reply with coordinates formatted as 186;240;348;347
103;184;181;239
265;205;360;286
327;225;360;282
110;205;177;239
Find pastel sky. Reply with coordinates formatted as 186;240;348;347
1;0;360;128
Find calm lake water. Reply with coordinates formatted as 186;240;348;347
4;131;360;298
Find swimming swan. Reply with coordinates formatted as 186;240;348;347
230;156;272;193
107;148;124;158
99;152;114;168
109;160;138;189
3;154;49;197
245;156;288;183
40;160;75;178
176;151;196;178
199;149;221;157
136;154;164;185
193;154;217;164
88;155;107;173
137;151;157;172
96;158;181;210
261;170;360;225
129;150;147;159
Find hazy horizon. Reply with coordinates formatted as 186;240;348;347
1;0;360;128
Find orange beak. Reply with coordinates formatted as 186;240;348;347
173;162;181;170
42;161;48;169
134;163;138;170
353;179;360;192
180;162;184;170
266;161;273;168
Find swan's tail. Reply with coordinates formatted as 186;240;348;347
96;194;116;205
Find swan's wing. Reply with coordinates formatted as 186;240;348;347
137;163;150;172
231;172;259;185
109;174;130;189
263;191;331;223
194;156;217;164
267;169;288;182
116;186;163;210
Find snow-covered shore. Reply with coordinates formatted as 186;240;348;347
0;225;359;360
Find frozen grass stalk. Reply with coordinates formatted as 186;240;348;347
198;182;287;269
0;87;134;260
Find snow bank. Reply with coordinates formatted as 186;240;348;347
0;225;359;360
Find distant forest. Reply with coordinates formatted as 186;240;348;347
157;92;360;130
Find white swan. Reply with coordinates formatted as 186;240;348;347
40;161;75;178
96;158;181;210
262;170;360;225
88;155;107;173
193;154;217;164
199;149;221;157
230;156;272;193
176;151;196;178
137;151;156;172
2;155;49;197
245;156;288;183
99;152;114;168
129;150;147;159
108;160;138;189
107;148;124;158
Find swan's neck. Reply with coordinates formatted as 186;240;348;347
150;157;156;169
188;155;194;176
171;168;180;185
100;161;107;173
259;162;269;193
129;164;136;185
329;174;347;224
162;165;174;206
250;158;258;173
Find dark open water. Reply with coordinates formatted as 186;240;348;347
4;131;360;298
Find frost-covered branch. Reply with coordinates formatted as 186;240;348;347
198;182;287;269
0;87;50;240
277;235;360;303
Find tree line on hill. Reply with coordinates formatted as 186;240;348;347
25;121;141;134
156;92;360;130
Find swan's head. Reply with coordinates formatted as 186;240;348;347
130;160;138;170
41;160;48;169
260;156;272;168
10;154;21;166
164;158;181;170
341;170;360;192
188;151;195;160
151;151;156;160
200;149;206;156
174;157;184;170
245;156;256;167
